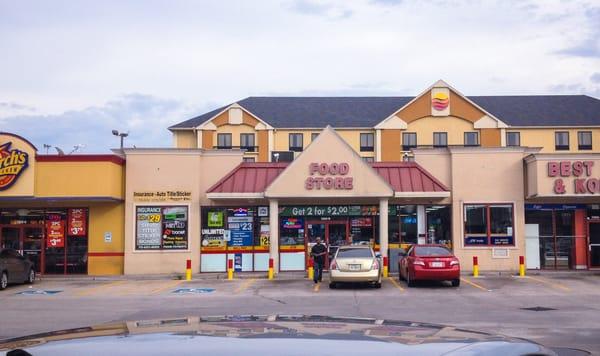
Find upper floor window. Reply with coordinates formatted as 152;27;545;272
361;156;374;163
555;131;569;151
402;132;417;151
289;133;303;152
217;133;232;149
506;132;520;147
311;133;319;141
578;131;592;150
240;133;255;152
464;132;479;147
433;132;447;147
360;133;374;151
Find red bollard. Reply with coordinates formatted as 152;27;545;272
268;258;274;280
185;259;191;281
519;255;525;277
383;256;389;277
227;259;234;280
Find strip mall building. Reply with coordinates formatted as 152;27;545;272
1;81;600;275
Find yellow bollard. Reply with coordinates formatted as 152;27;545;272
227;259;233;280
383;256;389;278
519;256;525;277
268;258;274;280
308;259;314;280
473;256;479;277
185;259;192;281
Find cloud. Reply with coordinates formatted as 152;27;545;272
288;0;352;19
0;101;36;117
0;94;203;153
591;73;600;83
370;0;404;5
555;5;600;58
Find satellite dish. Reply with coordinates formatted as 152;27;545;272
54;147;65;156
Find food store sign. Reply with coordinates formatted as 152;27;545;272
0;142;29;191
548;161;599;194
305;162;353;190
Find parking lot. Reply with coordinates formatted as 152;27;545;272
1;272;599;354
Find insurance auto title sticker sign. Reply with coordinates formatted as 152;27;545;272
0;142;29;191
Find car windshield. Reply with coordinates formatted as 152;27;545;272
414;246;452;257
336;248;373;258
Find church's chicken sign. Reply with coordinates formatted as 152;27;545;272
0;142;29;191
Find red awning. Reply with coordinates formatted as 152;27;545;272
370;162;449;193
207;161;448;196
207;162;289;193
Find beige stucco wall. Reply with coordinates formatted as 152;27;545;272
448;147;528;271
123;149;242;275
515;128;600;153
272;129;375;159
405;116;475;146
173;131;197;149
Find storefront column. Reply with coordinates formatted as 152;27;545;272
269;199;279;273
379;198;389;258
417;205;426;244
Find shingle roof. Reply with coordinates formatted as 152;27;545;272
171;95;600;129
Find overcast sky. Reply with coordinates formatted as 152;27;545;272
1;0;599;153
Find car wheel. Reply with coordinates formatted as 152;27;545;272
26;269;35;284
329;282;337;289
373;281;382;289
406;271;415;287
451;278;460;287
1;272;7;290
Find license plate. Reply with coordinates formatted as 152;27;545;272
430;262;444;268
349;264;361;271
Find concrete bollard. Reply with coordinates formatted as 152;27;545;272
268;258;274;280
307;258;314;280
473;256;479;277
227;259;233;280
383;256;388;278
519;255;525;277
185;259;192;281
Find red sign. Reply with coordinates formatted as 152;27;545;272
305;162;353;190
547;161;599;194
68;208;87;236
46;220;65;248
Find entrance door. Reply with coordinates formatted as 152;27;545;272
306;220;349;268
589;222;600;268
0;225;44;273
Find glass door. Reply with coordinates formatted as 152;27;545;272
0;226;21;251
326;222;349;267
306;222;325;268
589;222;600;268
23;226;43;273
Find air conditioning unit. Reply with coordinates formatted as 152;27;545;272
271;151;294;162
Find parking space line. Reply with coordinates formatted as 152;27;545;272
75;280;127;296
313;283;320;292
387;277;404;292
523;276;570;292
149;280;184;295
234;278;256;294
460;277;490;291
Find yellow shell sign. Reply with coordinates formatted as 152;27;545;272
432;92;449;111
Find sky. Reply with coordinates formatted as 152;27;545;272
1;0;599;153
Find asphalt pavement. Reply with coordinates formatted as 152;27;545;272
0;272;598;354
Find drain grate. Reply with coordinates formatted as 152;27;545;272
520;306;557;312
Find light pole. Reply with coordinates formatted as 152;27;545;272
112;130;129;149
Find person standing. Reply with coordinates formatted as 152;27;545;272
310;237;327;284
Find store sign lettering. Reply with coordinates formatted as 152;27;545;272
0;142;29;191
305;162;353;190
548;161;599;194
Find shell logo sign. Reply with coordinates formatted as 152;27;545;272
0;142;29;191
432;92;449;111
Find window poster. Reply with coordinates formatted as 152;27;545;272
46;219;65;248
207;211;224;227
136;206;188;250
67;208;87;236
228;216;253;249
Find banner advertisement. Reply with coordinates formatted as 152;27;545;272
46;219;65;248
228;216;253;249
67;208;87;236
135;206;189;250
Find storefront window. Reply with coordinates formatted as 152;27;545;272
350;217;373;244
135;206;188;250
280;217;304;246
464;204;514;246
426;205;451;247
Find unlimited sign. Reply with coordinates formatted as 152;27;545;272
305;162;353;190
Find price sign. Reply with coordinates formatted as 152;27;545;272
68;208;87;236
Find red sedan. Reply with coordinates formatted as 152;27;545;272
398;244;460;287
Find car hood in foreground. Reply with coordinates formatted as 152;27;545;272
0;315;581;356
